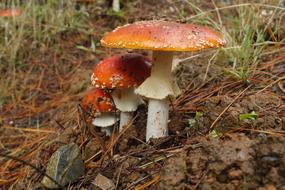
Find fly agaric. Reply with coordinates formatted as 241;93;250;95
112;0;120;12
0;8;22;17
91;53;151;131
82;88;116;136
0;8;22;43
101;20;226;141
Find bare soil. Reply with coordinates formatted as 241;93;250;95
158;133;285;190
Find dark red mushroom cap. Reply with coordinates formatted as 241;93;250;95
91;53;151;89
101;20;226;51
82;88;115;112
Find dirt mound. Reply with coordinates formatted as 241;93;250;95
158;134;285;190
194;92;283;134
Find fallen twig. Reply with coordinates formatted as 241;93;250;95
210;85;252;129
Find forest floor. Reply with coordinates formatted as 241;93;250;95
0;0;284;189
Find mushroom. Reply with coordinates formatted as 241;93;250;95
81;88;117;136
101;20;226;141
0;8;22;43
112;0;120;12
91;53;151;131
0;8;22;17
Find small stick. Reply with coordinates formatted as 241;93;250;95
0;153;64;189
256;76;285;94
3;126;56;134
193;170;209;190
115;163;124;190
99;115;137;166
210;85;252;129
134;174;160;190
278;80;285;94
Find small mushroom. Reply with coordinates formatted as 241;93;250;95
112;0;120;12
101;20;226;141
81;88;117;136
91;53;151;131
0;8;22;17
0;8;22;43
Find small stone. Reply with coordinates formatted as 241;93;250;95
261;155;280;167
41;143;85;189
92;173;115;190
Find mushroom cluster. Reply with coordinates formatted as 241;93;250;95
83;20;225;141
82;53;151;135
101;20;226;141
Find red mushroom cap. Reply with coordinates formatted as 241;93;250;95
82;88;115;112
0;8;22;17
101;20;226;51
91;53;151;89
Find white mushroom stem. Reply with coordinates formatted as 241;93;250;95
146;99;169;140
111;88;142;131
92;113;117;136
101;127;112;136
112;0;120;12
119;112;133;131
135;51;181;141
